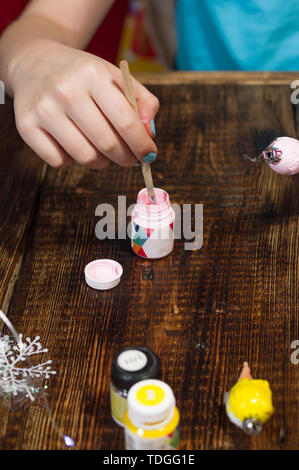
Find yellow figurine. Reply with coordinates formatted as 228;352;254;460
224;362;274;435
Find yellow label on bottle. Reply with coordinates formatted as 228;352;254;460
110;384;127;424
124;408;180;450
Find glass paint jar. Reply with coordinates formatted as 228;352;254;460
124;379;180;450
131;188;175;259
110;347;161;427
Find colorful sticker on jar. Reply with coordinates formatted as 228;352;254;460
131;221;174;259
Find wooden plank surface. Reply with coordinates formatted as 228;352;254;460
135;71;299;85
0;98;46;312
0;78;299;449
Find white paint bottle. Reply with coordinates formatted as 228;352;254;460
124;379;180;450
131;188;175;259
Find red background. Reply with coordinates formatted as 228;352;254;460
0;0;129;64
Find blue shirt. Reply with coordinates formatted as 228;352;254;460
176;0;299;70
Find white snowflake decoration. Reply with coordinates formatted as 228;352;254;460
0;333;56;401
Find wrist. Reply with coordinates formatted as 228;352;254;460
0;15;72;96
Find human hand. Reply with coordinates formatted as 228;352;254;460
11;40;159;169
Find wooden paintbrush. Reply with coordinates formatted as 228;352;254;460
120;60;156;204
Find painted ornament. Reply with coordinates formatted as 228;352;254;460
224;362;274;435
244;136;299;175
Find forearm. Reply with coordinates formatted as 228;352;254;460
0;0;114;96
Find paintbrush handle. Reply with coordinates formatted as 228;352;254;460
141;162;154;196
120;60;156;203
120;60;139;113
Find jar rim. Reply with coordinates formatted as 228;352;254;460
135;188;172;220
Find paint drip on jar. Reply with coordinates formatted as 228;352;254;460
131;188;175;259
243;136;299;175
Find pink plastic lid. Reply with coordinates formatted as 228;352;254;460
84;259;123;290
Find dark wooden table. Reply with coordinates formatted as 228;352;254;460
0;72;299;450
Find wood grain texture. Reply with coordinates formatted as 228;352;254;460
135;71;299;85
1;77;299;450
0;98;46;312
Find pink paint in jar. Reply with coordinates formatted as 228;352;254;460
131;188;175;259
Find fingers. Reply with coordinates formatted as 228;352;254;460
16;117;72;168
90;70;158;162
14;54;160;170
35;101;111;169
106;62;160;138
66;92;138;167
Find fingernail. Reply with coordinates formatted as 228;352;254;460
151;119;156;137
142;152;157;163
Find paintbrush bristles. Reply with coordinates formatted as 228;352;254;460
119;60;156;204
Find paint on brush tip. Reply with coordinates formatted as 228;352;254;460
147;185;157;204
85;259;123;290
